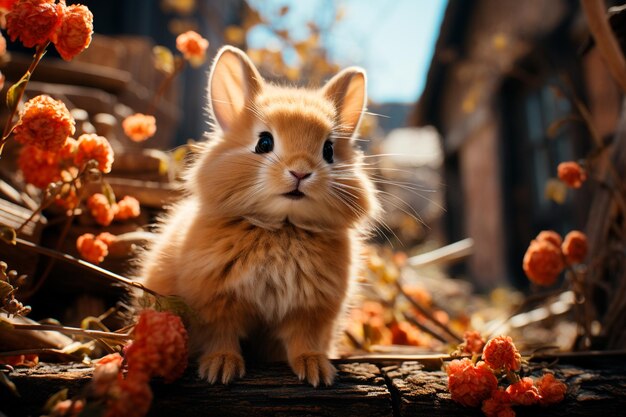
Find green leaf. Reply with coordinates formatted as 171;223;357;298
101;182;116;206
0;225;16;246
42;388;68;414
0;371;19;397
0;280;14;300
6;72;30;112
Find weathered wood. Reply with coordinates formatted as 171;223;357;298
1;362;392;417
1;359;625;416
383;359;626;416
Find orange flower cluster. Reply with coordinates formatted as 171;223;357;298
122;113;156;142
462;330;486;355
75;133;114;173
50;399;84;417
176;30;209;67
124;309;189;383
6;0;93;60
17;145;61;188
86;193;141;226
523;230;588;286
76;232;116;264
87;193;116;226
446;358;498;407
0;353;38;367
447;336;567;416
115;196;141;220
13;95;75;152
89;353;153;417
557;161;586;189
482;335;521;372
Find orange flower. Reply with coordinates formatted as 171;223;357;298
506;377;540;405
6;0;62;48
74;133;114;173
557;161;586;189
536;230;562;248
55;187;79;211
87;193;116;226
76;233;108;264
13;95;75;152
103;373;153;417
481;388;514;417
122;113;157;142
0;0;18;13
0;33;6;56
125;309;188;383
0;354;38;367
96;232;117;247
537;373;567;405
51;3;93;61
462;330;486;355
446;358;498;407
562;230;588;265
18;145;61;188
51;399;84;417
175;30;209;67
114;196;141;220
390;321;424;346
482;335;521;372
522;239;564;286
91;353;124;397
59;137;78;161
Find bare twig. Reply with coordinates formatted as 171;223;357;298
11;237;161;297
581;0;626;94
8;323;130;342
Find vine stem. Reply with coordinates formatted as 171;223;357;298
0;42;49;156
146;58;185;116
7;323;130;342
12;237;162;297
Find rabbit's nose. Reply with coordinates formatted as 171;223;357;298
289;171;312;180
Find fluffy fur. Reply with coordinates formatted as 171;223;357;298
139;46;380;386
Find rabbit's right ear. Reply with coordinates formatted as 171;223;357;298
208;46;264;132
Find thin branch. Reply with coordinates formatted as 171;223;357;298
12;237;162;297
395;280;463;343
581;0;626;94
9;323;130;342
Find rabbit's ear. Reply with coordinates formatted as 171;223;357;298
322;67;367;139
208;46;264;132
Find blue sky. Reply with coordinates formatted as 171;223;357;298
247;0;448;103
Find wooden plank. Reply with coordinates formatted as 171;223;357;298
1;362;392;417
383;359;626;416
2;359;626;416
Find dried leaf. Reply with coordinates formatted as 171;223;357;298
0;372;19;397
0;280;14;300
545;178;568;204
153;46;175;74
101;182;116;206
0;225;16;246
224;25;245;45
6;71;30;112
547;116;574;139
42;388;68;414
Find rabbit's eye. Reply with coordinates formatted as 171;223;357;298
323;140;334;163
255;131;274;154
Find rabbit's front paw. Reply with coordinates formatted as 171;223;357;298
198;351;245;384
290;352;336;387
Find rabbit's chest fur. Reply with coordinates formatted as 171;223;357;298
166;211;352;325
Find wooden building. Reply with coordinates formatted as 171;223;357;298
412;0;622;289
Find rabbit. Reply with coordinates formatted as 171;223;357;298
139;45;380;387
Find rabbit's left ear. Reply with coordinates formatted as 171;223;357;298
322;67;367;138
208;46;264;132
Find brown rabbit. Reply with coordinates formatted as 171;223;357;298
139;46;380;386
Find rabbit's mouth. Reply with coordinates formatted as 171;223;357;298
283;189;305;200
